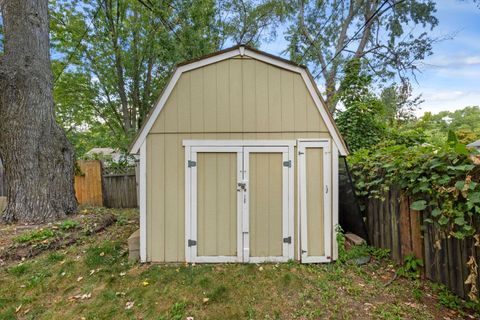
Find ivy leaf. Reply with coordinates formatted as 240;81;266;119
410;200;427;211
455;181;465;191
469;192;480;204
431;209;441;217
438;215;449;226
454;216;465;226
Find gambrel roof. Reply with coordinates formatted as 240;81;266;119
129;45;349;156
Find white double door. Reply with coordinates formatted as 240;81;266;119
185;144;294;263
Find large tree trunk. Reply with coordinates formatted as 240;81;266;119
0;0;77;223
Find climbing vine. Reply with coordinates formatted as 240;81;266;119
348;134;480;240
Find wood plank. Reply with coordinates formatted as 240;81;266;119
423;215;433;280
390;188;401;263
399;194;412;260
409;204;424;262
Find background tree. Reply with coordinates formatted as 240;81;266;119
286;0;440;112
335;59;386;152
50;0;283;155
0;0;77;223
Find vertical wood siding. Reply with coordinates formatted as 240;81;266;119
249;153;283;257
306;148;325;257
197;153;238;256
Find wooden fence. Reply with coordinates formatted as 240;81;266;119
103;173;138;208
75;160;104;206
0;160;138;209
366;188;480;299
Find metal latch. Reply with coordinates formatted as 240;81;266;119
188;239;197;247
237;181;247;191
188;160;196;167
283;236;292;244
283;160;291;167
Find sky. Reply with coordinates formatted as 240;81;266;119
259;0;480;116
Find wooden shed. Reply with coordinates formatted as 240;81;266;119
130;46;349;263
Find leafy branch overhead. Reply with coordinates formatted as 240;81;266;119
287;0;440;112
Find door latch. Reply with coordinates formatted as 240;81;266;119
237;181;247;191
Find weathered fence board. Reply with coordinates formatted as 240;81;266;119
103;174;137;208
75;160;103;206
366;189;480;300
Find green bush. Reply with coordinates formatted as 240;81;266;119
349;134;480;240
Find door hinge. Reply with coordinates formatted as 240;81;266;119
188;160;196;168
283;160;291;168
283;236;292;244
188;239;197;247
298;151;304;155
301;250;307;254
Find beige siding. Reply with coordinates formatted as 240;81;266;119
197;153;237;256
145;56;334;262
306;147;325;257
151;57;328;134
249;153;283;257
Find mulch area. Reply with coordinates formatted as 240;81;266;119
0;209;117;266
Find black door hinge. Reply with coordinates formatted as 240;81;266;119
283;236;292;244
188;160;196;168
188;239;197;247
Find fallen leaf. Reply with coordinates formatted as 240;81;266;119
186;317;194;320
89;270;95;276
116;292;126;297
120;272;126;277
99;252;105;257
258;266;264;271
23;309;30;315
125;301;135;310
15;305;22;313
202;297;209;303
77;276;83;282
142;280;149;286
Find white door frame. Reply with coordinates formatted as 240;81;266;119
184;140;295;263
185;146;243;263
298;139;332;263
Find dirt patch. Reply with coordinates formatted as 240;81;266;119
0;209;116;265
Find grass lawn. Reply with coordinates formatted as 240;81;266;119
0;208;477;320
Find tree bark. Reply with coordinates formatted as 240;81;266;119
0;0;77;223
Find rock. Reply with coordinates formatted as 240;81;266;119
128;229;140;261
345;233;366;246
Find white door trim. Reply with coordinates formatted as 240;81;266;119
298;140;332;263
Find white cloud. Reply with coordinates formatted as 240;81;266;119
414;88;480;116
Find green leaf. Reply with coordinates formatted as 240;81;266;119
469;192;480;204
455;181;465;190
410;200;427;211
454;216;465;226
431;209;441;217
438;215;449;226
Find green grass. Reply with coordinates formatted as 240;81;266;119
14;229;57;244
0;208;477;319
59;220;80;231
